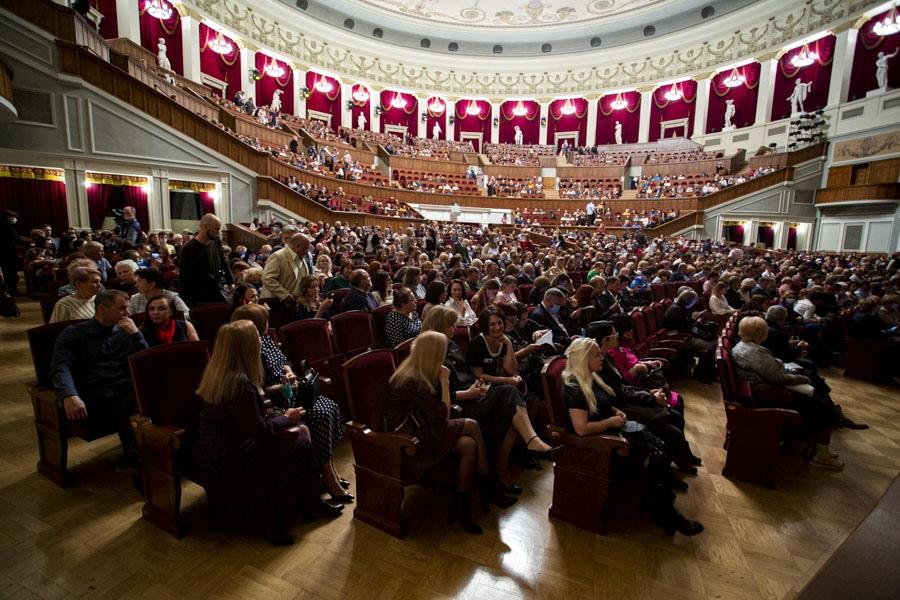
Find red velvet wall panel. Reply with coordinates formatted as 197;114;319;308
597;91;640;145
379;90;418;138
425;97;446;140
305;70;340;130
649;79;697;141
96;0;117;39
454;100;491;152
499;100;540;145
547;98;588;148
199;23;240;100
707;62;760;134
139;0;183;75
849;9;900;101
771;34;835;120
350;83;371;131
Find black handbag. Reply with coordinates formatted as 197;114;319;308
277;361;321;412
0;280;19;318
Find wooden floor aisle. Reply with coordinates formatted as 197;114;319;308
1;300;898;599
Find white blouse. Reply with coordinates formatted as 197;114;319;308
445;298;477;326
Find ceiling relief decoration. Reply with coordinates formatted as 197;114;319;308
187;0;878;97
353;0;667;28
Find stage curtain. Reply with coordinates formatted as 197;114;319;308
87;184;148;232
455;99;491;152
139;0;183;76
0;177;68;232
379;90;419;138
546;98;587;148
787;226;797;250
849;8;900;101
350;83;371;131
723;224;744;243
707;62;760;133
199;191;216;215
425;96;446;140
255;52;293;115
499;100;540;144
757;225;775;248
649;80;697;142
96;0;117;39
597;91;640;144
771;34;835;121
200;23;240;100
305;70;340;130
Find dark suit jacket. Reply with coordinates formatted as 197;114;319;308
342;288;378;312
527;303;570;347
763;321;799;363
663;303;692;333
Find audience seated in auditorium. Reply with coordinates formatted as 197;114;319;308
141;295;198;345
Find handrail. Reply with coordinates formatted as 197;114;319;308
226;222;268;249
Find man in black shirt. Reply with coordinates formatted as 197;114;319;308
178;214;232;306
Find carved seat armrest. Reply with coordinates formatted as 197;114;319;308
131;415;188;450
346;421;420;478
547;424;630;457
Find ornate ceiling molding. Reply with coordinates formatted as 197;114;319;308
185;0;880;97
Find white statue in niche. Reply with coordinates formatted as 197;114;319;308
156;38;171;72
788;79;813;116
614;120;623;145
270;89;282;114
514;125;524;145
723;99;736;131
432;122;441;140
358;112;367;130
876;49;899;90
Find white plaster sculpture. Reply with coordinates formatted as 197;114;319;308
876;49;899;90
156;38;171;72
357;113;367;130
723;99;736;131
614;120;623;145
270;89;282;114
788;79;813;117
514;125;524;145
432;122;441;140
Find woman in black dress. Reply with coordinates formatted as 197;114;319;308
141;295;198;346
385;331;515;534
193;321;329;546
384;287;422;347
562;337;703;536
230;304;349;503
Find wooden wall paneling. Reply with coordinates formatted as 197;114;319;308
827;166;853;188
815;183;900;204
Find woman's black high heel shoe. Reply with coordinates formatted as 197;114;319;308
339;478;351;490
526;434;563;462
496;469;523;496
478;473;518;513
329;492;355;504
448;492;482;535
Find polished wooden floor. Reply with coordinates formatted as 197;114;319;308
1;300;898;599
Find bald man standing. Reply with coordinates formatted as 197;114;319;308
179;214;232;306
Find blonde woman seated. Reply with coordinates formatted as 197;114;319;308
445;279;476;326
708;281;736;316
731;316;842;469
295;275;333;320
385;331;517;535
563;338;704;536
313;254;333;283
193;320;323;546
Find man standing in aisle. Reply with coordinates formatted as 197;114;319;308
118;206;141;247
179;214;231;306
586;199;596;226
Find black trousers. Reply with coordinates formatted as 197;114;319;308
83;381;138;457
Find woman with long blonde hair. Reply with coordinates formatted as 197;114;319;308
562;337;703;537
385;331;516;535
193;321;328;546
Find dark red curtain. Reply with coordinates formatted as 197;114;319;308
425;96;446;140
723;224;744;243
199;23;240;100
756;225;775;248
707;62;760;133
849;9;900;101
771;34;835;120
199;191;215;215
350;83;371;131
787;226;797;250
499;100;540;144
546;98;587;148
87;184;148;232
597;91;640;144
96;0;117;38
379;90;418;138
649;80;697;141
305;70;340;130
255;52;293;115
0;178;68;232
139;0;183;76
455;100;491;152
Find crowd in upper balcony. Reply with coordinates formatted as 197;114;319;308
484;144;556;166
487;176;544;198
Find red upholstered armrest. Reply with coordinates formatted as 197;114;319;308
546;424;630;457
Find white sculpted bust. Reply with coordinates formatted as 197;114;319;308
157;38;171;72
723;99;736;131
876;49;899;90
614;120;623;145
788;79;812;116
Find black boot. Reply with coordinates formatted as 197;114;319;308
448;492;482;535
478;473;518;513
648;484;703;536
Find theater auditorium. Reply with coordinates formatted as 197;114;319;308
0;0;899;597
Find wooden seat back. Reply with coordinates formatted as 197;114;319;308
27;320;84;388
332;310;376;357
189;303;230;349
343;349;396;429
392;337;414;365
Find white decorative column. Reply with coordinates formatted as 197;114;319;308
150;169;168;232
115;0;141;45
693;77;710;137
755;55;778;125
637;88;652;143
490;101;501;144
340;82;352;128
446;99;455;140
417;97;426;138
828;25;856;107
63;161;87;230
539;101;549;145
586;98;598;146
293;68;305;116
180;15;201;84
239;46;256;102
